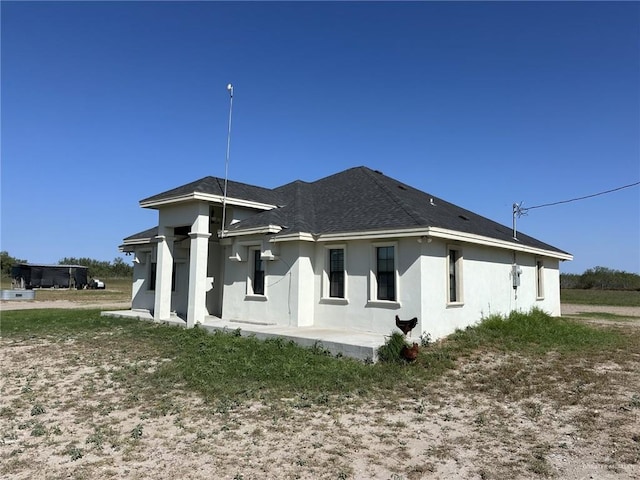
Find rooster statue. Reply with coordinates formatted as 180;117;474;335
395;315;418;336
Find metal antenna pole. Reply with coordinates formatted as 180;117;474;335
512;202;527;240
220;83;234;238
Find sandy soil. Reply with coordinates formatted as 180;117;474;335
1;303;639;479
561;303;640;317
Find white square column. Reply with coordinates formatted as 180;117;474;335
187;230;211;328
153;233;174;321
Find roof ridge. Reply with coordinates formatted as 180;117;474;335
362;168;426;227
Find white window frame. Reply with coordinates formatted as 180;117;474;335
535;258;545;300
368;241;400;307
447;245;464;306
246;246;266;299
321;244;348;304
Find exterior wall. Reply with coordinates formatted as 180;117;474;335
288;242;316;327
418;241;562;340
313;238;423;336
420;241;513;339
135;227;564;338
221;235;563;339
131;247;154;311
221;235;297;325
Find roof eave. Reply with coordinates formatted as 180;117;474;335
221;225;283;238
425;227;573;261
271;226;572;260
140;192;277;211
119;237;155;252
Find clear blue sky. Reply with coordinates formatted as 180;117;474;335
2;1;639;274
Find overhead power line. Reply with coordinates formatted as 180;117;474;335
522;180;640;213
512;180;640;240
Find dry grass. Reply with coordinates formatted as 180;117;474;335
1;308;639;479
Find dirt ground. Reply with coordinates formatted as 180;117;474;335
1;303;639;479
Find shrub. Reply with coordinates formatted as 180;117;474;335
377;332;409;363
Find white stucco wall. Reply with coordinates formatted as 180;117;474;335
312;238;423;336
221;236;297;325
131;248;154;311
135;227;563;338
220;235;563;339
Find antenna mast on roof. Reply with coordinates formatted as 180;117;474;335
220;83;234;238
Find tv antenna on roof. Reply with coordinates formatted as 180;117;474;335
220;83;234;238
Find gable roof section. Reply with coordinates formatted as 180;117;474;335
139;176;282;209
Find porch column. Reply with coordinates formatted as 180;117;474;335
154;234;174;321
186;231;211;328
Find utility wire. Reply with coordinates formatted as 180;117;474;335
520;180;640;214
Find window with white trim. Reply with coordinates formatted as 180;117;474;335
372;244;397;302
447;246;463;304
248;247;265;296
329;247;345;298
536;259;544;299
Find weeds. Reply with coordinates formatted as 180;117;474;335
130;424;143;440
377;332;409;363
445;307;627;354
30;423;46;437
64;444;84;461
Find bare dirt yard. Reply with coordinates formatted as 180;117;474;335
1;304;639;480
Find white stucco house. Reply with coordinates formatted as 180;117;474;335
119;166;572;344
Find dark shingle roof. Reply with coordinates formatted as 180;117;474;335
140;176;282;206
226;167;568;254
129;166;569;255
123;226;158;242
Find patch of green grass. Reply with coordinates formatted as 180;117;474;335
443;308;627;355
1;308;632;408
152;327;397;401
561;289;640;307
1;309;138;337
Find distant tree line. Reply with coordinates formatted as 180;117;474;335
561;266;640;291
3;250;638;289
1;251;132;279
58;257;133;279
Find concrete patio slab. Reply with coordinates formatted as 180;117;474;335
101;310;388;361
